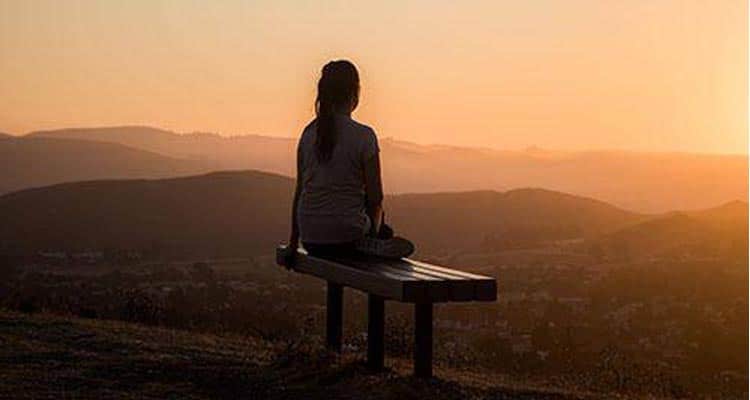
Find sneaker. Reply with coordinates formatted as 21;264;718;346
355;236;415;259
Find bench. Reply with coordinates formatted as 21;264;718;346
275;245;497;378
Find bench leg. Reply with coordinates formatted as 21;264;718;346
367;294;385;371
414;302;433;378
326;282;343;352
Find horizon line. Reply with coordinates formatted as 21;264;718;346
5;123;748;157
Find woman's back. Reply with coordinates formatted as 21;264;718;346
284;59;413;261
297;114;379;244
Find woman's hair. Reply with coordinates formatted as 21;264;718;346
315;60;360;163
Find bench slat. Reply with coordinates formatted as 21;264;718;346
407;259;491;280
393;262;476;301
335;258;442;281
376;260;475;301
286;251;409;300
407;259;497;301
353;260;466;302
276;246;497;303
321;257;447;302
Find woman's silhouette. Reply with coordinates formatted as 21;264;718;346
284;60;414;263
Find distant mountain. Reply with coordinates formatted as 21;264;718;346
688;200;749;225
28;126;296;177
29;126;748;213
387;189;644;254
0;170;646;257
0;136;213;194
592;201;748;261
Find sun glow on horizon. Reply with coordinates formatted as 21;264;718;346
0;0;746;154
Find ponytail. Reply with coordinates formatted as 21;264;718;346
315;60;359;163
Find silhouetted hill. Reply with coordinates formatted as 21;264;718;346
0;171;644;258
689;200;749;225
28;126;748;213
387;189;644;254
0;171;293;258
592;201;748;261
0;136;213;194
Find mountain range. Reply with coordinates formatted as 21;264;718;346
0;135;212;194
15;125;748;213
1;170;744;260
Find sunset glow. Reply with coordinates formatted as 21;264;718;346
0;0;746;154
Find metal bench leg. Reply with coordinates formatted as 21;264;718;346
414;302;433;378
367;294;385;371
326;282;343;352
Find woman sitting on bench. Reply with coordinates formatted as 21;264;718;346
284;60;414;263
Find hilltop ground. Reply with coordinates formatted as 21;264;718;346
0;310;616;400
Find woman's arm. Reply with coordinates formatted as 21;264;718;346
284;146;303;267
289;144;303;249
363;152;384;236
289;178;301;249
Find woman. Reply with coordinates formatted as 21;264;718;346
284;60;414;263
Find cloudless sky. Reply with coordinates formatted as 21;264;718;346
0;0;746;154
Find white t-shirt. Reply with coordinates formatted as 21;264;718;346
296;114;379;244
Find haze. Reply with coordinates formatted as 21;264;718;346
0;0;746;154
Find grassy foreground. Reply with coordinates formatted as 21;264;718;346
0;310;637;399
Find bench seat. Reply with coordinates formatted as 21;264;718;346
276;246;496;303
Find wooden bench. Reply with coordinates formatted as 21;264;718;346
275;245;497;378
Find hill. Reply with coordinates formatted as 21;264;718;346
0;170;294;258
387;189;643;254
0;170;643;257
0;310;596;399
28;126;748;213
689;200;749;226
0;135;212;194
592;201;748;261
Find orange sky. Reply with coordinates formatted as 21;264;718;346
0;1;746;154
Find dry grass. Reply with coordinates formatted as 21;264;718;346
0;310;650;399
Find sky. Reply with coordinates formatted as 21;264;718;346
0;0;747;154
